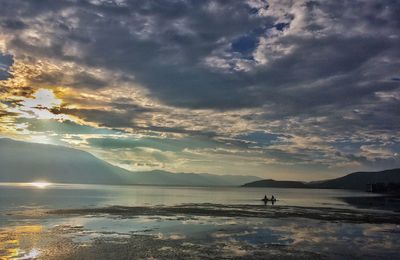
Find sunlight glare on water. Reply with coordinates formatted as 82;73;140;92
29;181;51;189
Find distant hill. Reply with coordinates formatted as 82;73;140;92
0;138;127;184
242;179;307;188
242;168;400;190
0;138;260;186
308;168;400;190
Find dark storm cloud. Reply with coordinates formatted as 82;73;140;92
1;0;398;111
28;70;109;89
248;36;399;116
55;107;137;128
1;0;399;172
57;106;218;137
0;19;27;30
0;0;271;104
337;151;400;171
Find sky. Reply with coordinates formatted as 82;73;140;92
0;0;399;181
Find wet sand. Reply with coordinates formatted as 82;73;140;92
46;203;400;224
340;195;400;212
2;203;400;259
0;224;324;260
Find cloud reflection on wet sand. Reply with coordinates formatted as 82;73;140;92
1;210;400;259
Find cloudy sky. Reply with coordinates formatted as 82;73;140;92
0;0;399;180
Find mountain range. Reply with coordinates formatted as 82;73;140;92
2;138;399;189
0;138;261;186
242;168;400;190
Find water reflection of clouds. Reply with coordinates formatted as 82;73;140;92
181;216;240;226
156;233;186;240
269;220;400;257
1;215;400;259
0;225;43;259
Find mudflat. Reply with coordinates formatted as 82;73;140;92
1;203;400;259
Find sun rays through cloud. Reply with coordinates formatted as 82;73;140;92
19;89;63;119
0;0;399;180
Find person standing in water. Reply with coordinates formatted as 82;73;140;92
263;195;268;205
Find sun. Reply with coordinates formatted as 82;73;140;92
29;181;51;189
21;88;62;109
18;88;66;120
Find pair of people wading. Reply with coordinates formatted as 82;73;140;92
262;195;276;205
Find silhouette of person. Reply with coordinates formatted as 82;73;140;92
263;195;268;205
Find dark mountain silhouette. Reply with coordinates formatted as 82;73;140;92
242;168;400;190
0;138;260;186
308;168;400;190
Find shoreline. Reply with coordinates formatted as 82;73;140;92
29;203;400;224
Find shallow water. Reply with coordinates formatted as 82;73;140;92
1;213;400;259
1;183;398;259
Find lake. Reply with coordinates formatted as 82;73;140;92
0;182;377;212
1;183;399;259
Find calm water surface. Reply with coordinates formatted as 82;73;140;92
0;183;376;212
1;183;399;259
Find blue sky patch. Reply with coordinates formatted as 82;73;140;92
0;53;13;80
274;22;290;31
236;131;282;147
231;35;258;54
